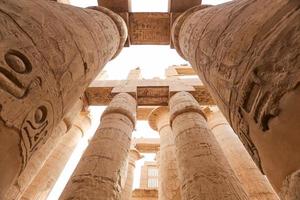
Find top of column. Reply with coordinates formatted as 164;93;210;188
169;91;206;125
88;6;128;59
102;93;137;126
171;5;212;59
148;106;170;131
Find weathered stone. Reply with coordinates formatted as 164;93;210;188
132;189;158;200
280;170;300;200
21;112;91;200
168;0;201;12
5;99;83;200
207;110;279;200
86;79;214;106
98;0;132;12
129;13;170;45
169;91;249;200
121;148;142;200
134;137;160;153
59;93;136;200
172;0;300;192
0;0;127;198
148;107;181;200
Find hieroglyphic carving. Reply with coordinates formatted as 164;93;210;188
169;92;248;199
172;0;300;190
0;50;54;169
137;86;169;106
20;103;54;170
130;13;170;45
0;0;125;198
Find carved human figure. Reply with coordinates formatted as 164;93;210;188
169;91;249;200
172;0;300;194
0;0;127;198
60;93;136;200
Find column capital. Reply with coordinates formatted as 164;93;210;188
169;91;206;126
72;112;92;137
128;148;143;166
171;5;212;60
102;93;137;127
148;106;169;131
88;6;128;59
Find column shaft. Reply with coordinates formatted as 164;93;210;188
5;99;83;200
21;113;91;200
0;0;127;198
148;107;181;200
121;149;141;200
207;111;279;200
169;92;249;200
60;93;136;200
172;0;300;192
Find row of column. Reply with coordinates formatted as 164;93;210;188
56;91;279;200
1;0;299;199
171;1;300;197
149;92;278;200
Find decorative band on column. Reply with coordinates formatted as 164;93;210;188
88;6;128;59
169;92;206;126
101;93;136;127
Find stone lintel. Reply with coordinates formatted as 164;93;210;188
134;138;160;153
132;189;158;198
98;0;132;12
129;13;170;45
85;79;214;106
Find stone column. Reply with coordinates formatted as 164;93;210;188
207;110;279;200
21;112;91;200
169;91;249;200
171;0;300;193
4;121;67;200
0;0;127;198
148;107;181;200
60;93;136;200
5;99;83;200
121;148;142;200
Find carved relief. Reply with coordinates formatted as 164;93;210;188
20;102;54;170
130;13;170;45
0;51;32;99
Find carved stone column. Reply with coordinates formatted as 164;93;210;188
169;91;249;200
21;112;91;200
207;110;279;200
148;107;181;200
4;121;67;200
172;0;300;193
60;93;136;200
5;99;83;200
121;148;142;200
0;0;127;198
